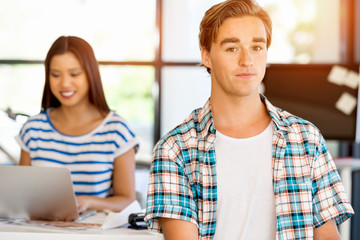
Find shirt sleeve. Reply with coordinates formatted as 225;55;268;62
113;119;139;158
312;135;354;228
144;140;199;232
15;122;31;153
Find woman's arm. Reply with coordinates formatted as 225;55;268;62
19;150;31;166
76;147;136;212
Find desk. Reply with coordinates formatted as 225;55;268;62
0;228;162;240
334;158;360;240
0;213;164;240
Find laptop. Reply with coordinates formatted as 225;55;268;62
0;165;92;221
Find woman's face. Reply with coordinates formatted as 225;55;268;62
49;52;90;109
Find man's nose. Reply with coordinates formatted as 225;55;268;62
238;49;253;67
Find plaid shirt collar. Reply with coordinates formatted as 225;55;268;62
198;94;292;149
194;95;353;239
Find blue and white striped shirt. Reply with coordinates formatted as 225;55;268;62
16;110;139;198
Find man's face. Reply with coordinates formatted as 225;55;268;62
201;16;268;99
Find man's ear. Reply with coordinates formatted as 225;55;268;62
201;47;211;69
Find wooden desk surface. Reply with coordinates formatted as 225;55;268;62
0;212;163;240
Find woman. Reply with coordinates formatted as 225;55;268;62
16;36;139;213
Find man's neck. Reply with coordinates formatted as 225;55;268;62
210;93;271;138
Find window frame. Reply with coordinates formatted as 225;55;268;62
154;0;360;142
0;0;358;144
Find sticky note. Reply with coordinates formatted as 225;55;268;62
328;65;348;85
335;92;357;115
343;70;360;89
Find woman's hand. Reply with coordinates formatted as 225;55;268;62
76;195;93;213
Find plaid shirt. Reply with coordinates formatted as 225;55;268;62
145;96;354;240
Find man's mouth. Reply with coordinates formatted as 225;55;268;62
235;73;255;78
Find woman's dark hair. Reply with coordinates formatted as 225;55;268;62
41;36;110;114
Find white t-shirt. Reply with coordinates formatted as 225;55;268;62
213;123;276;240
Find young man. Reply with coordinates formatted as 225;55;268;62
145;0;354;239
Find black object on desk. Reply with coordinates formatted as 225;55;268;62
128;213;147;230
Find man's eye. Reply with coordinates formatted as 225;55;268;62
252;46;263;51
226;47;237;52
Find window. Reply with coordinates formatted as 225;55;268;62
0;0;156;163
257;0;341;64
0;0;358;164
160;0;351;139
0;0;155;61
162;0;341;64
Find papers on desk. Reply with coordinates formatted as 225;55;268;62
0;200;143;231
0;218;101;231
101;200;142;230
